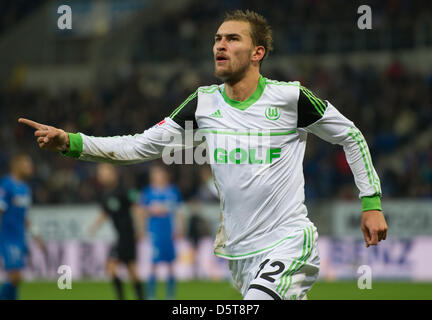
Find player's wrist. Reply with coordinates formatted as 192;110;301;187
61;131;70;152
60;132;83;158
361;195;382;212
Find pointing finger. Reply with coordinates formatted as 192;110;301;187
18;118;44;130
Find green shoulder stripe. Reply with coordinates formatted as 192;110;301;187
300;86;327;115
169;89;198;118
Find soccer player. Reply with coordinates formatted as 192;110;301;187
0;153;34;300
88;163;145;300
19;10;388;300
137;164;183;300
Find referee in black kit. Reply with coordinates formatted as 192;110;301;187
89;163;145;300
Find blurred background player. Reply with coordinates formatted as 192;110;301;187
0;153;34;300
137;164;184;300
88;163;144;300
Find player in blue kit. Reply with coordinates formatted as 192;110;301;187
0;153;34;300
138;164;184;300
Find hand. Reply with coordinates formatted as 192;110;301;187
18;118;69;152
361;210;388;247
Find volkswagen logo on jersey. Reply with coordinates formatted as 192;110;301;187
265;107;281;120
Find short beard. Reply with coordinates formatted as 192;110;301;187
214;59;251;86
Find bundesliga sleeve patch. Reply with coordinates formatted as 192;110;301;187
157;119;166;126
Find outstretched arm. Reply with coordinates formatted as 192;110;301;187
19;90;200;164
297;86;388;247
19;117;188;164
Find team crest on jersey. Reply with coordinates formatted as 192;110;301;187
265;107;281;120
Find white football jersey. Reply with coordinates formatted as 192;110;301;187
63;75;382;259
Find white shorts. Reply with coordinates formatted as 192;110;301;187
228;226;320;300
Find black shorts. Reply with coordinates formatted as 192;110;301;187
109;240;136;264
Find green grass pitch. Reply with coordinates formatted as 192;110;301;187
13;280;432;300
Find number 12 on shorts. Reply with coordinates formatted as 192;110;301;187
255;259;285;283
252;258;306;300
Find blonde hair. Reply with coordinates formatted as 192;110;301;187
223;9;273;64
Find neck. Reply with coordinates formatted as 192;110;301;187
224;69;260;102
153;182;168;189
11;172;23;182
104;181;118;190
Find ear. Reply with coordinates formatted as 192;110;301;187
251;45;266;64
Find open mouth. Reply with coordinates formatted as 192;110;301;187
216;55;228;62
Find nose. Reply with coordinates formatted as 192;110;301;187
216;38;227;52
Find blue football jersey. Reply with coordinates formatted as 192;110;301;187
140;185;182;237
0;175;32;244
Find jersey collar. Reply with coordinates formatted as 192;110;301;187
221;74;266;111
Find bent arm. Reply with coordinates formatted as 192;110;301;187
304;103;382;211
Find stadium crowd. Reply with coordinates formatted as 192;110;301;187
1;59;431;204
0;0;431;204
0;0;45;35
134;0;432;61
